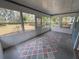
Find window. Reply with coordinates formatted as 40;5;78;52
51;16;60;27
0;8;21;35
37;18;42;28
74;16;79;31
42;16;50;29
76;16;79;22
61;17;75;28
23;13;35;31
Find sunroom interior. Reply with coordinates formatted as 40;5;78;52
0;0;79;59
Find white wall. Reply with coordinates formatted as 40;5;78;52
51;26;72;34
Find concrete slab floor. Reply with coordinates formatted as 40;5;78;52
4;31;74;59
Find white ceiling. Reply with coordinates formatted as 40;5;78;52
9;0;79;15
0;0;79;15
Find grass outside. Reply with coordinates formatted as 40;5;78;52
0;24;35;36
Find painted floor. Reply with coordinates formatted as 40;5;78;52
4;31;74;59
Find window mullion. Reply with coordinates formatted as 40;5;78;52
20;11;25;31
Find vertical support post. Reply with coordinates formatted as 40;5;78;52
49;16;51;30
40;17;42;29
20;11;24;31
0;42;3;59
35;15;37;30
59;16;62;28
